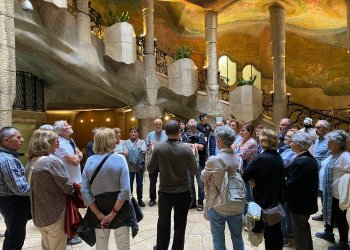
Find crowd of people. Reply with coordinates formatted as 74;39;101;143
0;114;349;250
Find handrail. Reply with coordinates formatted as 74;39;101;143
197;68;207;92
262;93;350;130
218;75;230;102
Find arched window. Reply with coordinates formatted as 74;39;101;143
242;64;261;89
218;55;237;86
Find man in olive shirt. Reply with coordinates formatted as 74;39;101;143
147;120;197;250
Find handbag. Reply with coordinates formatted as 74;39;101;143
77;152;113;246
216;158;246;211
262;203;286;226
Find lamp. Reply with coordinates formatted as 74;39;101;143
22;0;33;12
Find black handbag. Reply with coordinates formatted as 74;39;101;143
76;218;96;247
77;152;113;246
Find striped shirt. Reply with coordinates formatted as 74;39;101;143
0;147;30;197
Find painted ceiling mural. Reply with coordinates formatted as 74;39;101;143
90;0;349;95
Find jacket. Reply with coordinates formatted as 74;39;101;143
284;151;319;215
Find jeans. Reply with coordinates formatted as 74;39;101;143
156;191;191;250
281;201;293;238
188;166;204;205
208;208;244;250
129;172;143;201
149;167;159;201
0;195;30;250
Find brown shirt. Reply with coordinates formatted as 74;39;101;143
25;155;73;227
147;140;197;193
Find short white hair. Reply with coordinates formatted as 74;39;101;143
53;120;67;132
292;132;313;151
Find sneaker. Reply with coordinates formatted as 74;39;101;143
149;200;156;207
315;232;335;243
312;214;323;221
197;204;204;211
138;200;145;207
68;237;82;245
328;242;350;250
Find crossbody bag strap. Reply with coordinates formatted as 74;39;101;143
89;152;113;185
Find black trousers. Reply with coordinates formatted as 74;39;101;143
149;167;159;201
290;213;313;250
325;197;349;243
156;191;191;250
0;195;30;250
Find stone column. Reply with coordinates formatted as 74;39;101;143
269;3;287;125
133;105;162;140
75;0;91;44
142;0;157;106
205;11;219;115
0;1;16;127
346;0;350;54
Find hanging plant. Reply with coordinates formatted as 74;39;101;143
237;75;257;87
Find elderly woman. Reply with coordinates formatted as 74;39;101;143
284;132;319;250
243;129;285;249
315;130;350;250
81;127;131;250
279;128;298;246
201;126;245;250
25;129;73;250
113;127;128;156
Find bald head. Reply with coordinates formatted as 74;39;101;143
154;118;163;133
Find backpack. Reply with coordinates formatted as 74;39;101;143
216;158;246;211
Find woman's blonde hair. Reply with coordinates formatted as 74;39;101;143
259;128;278;151
93;127;116;154
27;129;58;159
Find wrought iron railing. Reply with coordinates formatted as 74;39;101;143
262;93;350;131
155;48;168;76
262;93;273;118
197;68;207;92
136;36;145;62
136;36;168;75
218;75;230;102
14;72;45;111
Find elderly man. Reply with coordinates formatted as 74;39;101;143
147;120;197;250
53;120;83;245
312;120;331;221
146;118;168;207
278;118;293;150
0;127;30;250
182;119;206;211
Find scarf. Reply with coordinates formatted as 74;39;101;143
322;152;342;225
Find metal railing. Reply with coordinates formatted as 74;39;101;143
14;72;45;111
262;93;350;130
136;36;168;75
197;69;230;102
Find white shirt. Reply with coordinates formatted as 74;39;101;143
54;137;82;183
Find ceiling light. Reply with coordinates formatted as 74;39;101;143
22;0;33;12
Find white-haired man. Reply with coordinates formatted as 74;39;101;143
182;119;206;211
53;120;82;245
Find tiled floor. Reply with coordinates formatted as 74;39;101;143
0;176;348;249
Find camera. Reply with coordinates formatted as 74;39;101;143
187;134;199;144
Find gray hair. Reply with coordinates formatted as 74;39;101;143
325;130;348;150
187;119;197;127
39;124;54;130
317;120;330;129
215;126;236;147
0;127;19;145
291;132;313;151
53;120;66;132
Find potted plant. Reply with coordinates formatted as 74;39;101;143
168;46;197;96
237;75;257;86
173;47;193;61
104;11;136;64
